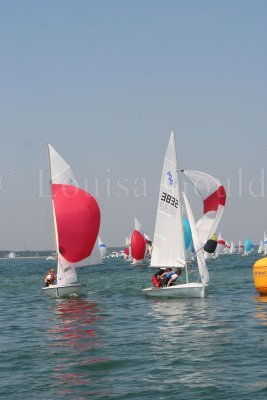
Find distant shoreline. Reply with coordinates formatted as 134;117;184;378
0;256;49;260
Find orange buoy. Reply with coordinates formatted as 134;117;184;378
253;258;267;295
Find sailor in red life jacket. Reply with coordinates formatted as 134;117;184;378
44;268;56;287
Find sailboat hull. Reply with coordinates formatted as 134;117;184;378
42;283;87;298
142;282;206;298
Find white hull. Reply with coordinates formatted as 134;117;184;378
42;283;87;298
142;282;206;298
131;260;147;267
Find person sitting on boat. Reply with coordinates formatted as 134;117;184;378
166;268;182;287
44;268;56;287
152;268;165;288
160;268;175;286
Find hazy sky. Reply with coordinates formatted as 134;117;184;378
0;0;266;250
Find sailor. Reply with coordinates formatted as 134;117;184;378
44;268;56;287
166;268;182;287
160;268;174;286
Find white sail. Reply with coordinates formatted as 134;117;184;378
135;218;144;235
238;240;244;254
98;236;107;258
264;232;267;255
48;144;76;185
151;131;186;268
229;241;236;254
182;170;226;247
215;233;226;256
258;240;264;254
183;192;209;285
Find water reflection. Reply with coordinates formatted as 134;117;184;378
47;298;108;398
254;295;267;326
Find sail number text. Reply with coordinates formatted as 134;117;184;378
161;192;178;208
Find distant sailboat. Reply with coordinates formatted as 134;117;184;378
215;233;226;256
224;241;231;254
244;239;252;256
8;251;16;259
229;241;236;254
98;236;107;258
264;232;267;255
258;240;264;254
238;240;244;254
142;130;209;298
131;218;147;266
42;144;101;298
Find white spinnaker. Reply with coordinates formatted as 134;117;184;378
151;131;186;268
183;192;209;285
182;170;225;246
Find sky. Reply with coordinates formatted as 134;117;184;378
0;0;266;250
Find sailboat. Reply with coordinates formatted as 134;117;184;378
142;131;209;298
130;218;147;266
42;144;101;298
264;232;267;255
258;240;264;254
214;233;226;257
229;241;236;254
238;240;244;254
243;239;252;256
98;236;107;258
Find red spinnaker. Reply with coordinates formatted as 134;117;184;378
131;230;146;260
52;184;100;263
203;185;226;214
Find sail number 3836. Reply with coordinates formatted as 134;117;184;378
161;192;178;208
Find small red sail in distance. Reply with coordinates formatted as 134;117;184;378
131;230;146;261
52;184;100;263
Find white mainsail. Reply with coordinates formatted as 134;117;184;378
264;232;267;255
150;131;186;268
258;240;263;254
229;241;236;254
98;236;107;258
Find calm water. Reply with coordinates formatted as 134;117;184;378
1;253;267;400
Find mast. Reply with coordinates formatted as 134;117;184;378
172;131;187;281
47;144;60;274
176;166;187;282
